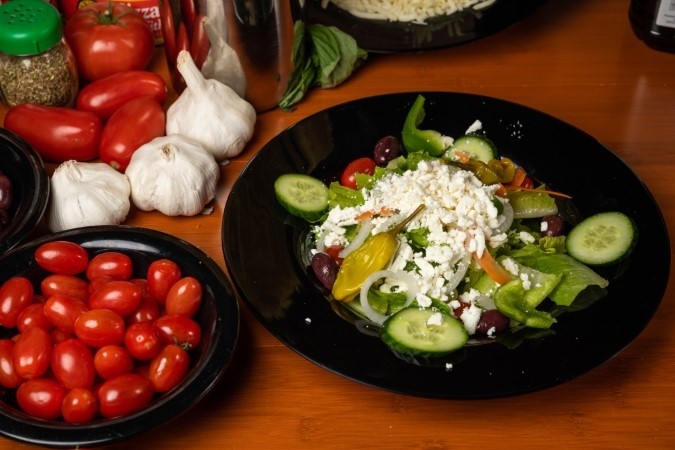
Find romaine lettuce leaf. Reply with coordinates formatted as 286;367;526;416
327;181;364;209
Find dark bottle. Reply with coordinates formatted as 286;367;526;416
629;0;675;53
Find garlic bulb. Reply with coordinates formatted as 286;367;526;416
166;50;256;162
47;160;131;232
125;135;219;216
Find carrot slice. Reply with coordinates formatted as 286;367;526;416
473;251;512;285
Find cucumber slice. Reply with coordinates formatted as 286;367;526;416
380;307;468;356
445;135;497;163
274;174;329;222
566;211;637;266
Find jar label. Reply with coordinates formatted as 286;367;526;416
656;0;675;29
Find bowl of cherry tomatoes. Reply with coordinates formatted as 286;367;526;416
0;129;49;256
0;225;239;447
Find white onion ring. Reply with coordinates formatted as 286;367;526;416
338;219;373;258
359;269;419;325
494;200;514;235
444;253;472;293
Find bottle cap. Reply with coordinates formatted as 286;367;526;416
0;0;63;56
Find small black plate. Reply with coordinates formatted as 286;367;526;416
222;92;669;399
303;0;548;52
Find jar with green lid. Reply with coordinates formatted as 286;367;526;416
0;0;78;108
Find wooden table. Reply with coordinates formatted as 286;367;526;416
3;0;675;448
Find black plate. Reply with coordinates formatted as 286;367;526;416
222;92;670;399
303;0;548;52
0;226;239;447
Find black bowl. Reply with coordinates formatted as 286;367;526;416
0;129;49;255
0;226;239;448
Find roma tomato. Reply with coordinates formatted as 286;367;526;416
154;315;201;349
94;344;134;380
127;298;161;325
0;277;34;328
74;309;125;348
61;388;98;424
86;252;133;281
64;3;155;81
146;259;181;304
51;338;96;389
148;344;190;393
76;70;168;120
41;274;89;302
34;241;89;275
16;303;54;333
97;373;154;419
13;327;52;379
3;104;101;162
0;339;22;388
88;280;142;317
16;378;66;420
340;157;377;189
43;295;89;333
99;96;166;172
124;322;162;361
165;277;202;318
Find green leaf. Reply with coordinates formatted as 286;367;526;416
327;181;364;209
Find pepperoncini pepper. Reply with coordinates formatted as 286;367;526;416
332;204;425;301
401;95;451;157
453;157;517;185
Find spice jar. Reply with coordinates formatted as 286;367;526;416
0;0;78;108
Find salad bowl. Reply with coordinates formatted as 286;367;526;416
222;92;669;399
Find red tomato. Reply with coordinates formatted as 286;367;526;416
340;157;377;189
88;280;141;317
190;14;210;69
64;3;155;81
13;327;52;379
88;275;114;294
146;259;181;304
0;277;34;328
16;378;66;420
165;277;202;318
3;104;101;162
124;322;162;360
74;309;125;348
127;298;162;325
16;303;54;333
34;241;89;275
51;338;95;389
521;176;535;189
159;0;176;65
148;344;190;393
86;252;133;281
41;274;89;302
94;344;134;380
325;245;345;265
99;96;166;172
43;295;89;333
51;329;74;345
61;388;98;424
97;373;154;419
154;315;201;349
75;70;168;120
0;339;22;388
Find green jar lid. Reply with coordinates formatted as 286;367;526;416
0;0;63;56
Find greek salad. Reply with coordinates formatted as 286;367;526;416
274;95;637;360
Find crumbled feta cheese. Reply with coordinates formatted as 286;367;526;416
460;304;482;335
416;293;433;308
502;257;519;276
518;231;536;244
427;312;443;326
520;273;531;290
540;220;549;232
465;120;483;134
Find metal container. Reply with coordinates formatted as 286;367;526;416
162;0;300;111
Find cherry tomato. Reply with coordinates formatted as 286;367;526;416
64;3;155;81
16;378;66;420
97;373;154;419
154;315;201;349
340;157;377;189
51;338;95;389
148;344;190;393
124;322;162;360
61;388;98;424
34;241;89;275
86;252;133;281
325;245;345;265
50;329;74;345
16;303;54;333
75;70;168;120
74;309;125;348
99;96;166;172
94;344;134;380
41;274;89;302
521;176;535;189
88;280;142;317
4;104;101;162
127;298;162;325
190;14;210;69
165;277;202;318
146;259;181;304
0;277;34;328
0;339;22;388
13;327;52;379
88;275;114;294
159;0;177;65
43;295;89;333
